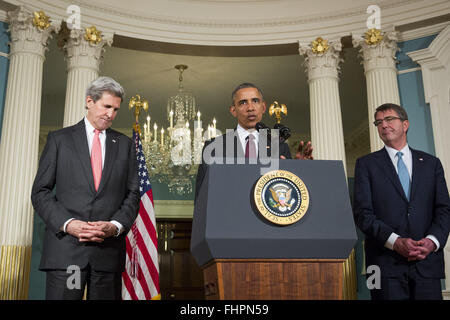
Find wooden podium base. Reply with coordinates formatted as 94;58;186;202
202;259;345;300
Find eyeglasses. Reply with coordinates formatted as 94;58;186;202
373;116;402;127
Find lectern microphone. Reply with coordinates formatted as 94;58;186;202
256;122;291;143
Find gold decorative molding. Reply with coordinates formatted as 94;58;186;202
84;26;102;45
32;10;51;31
364;28;383;45
7;0;447;45
311;37;329;54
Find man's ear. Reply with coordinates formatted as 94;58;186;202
403;119;410;134
86;96;93;109
229;105;237;118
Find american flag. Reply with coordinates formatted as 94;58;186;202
122;129;160;300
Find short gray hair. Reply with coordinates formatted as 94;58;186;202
231;82;263;105
374;103;408;121
86;76;125;103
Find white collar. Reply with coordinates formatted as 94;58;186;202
84;117;105;135
385;144;410;158
236;123;259;139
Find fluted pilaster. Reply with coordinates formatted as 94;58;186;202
407;25;450;294
299;38;347;174
60;26;113;127
353;30;400;152
0;6;58;299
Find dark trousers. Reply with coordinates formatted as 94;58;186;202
370;264;442;300
45;264;122;300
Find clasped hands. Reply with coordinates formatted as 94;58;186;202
393;237;436;261
66;220;118;243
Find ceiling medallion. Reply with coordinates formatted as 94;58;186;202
84;26;102;45
311;37;329;54
364;28;383;45
32;11;51;31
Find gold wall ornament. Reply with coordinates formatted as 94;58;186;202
364;28;383;45
269;101;287;124
84;26;102;45
311;37;329;54
129;94;149;135
32;10;51;31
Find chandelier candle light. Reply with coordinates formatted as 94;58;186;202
138;65;219;195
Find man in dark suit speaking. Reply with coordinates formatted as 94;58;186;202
353;103;450;300
195;82;313;200
31;77;140;300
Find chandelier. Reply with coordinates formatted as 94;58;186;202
139;65;218;195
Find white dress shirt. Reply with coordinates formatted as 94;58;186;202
236;124;259;156
383;144;439;251
62;117;123;236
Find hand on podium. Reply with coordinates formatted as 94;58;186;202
280;141;313;160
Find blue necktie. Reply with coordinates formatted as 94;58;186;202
397;151;410;200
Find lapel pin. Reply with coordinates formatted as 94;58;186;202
419;158;423;161
112;139;116;143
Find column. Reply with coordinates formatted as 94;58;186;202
353;29;401;152
407;25;450;295
300;37;355;299
0;7;58;299
60;26;113;127
299;37;347;173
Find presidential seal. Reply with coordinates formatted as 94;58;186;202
254;170;309;225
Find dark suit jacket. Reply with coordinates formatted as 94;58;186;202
353;147;450;278
194;130;292;200
31;120;140;272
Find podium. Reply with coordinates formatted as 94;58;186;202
191;159;357;299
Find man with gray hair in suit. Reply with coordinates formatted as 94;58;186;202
31;76;140;300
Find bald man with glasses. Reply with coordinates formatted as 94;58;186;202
353;103;450;300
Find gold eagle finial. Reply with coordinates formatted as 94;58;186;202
269;101;288;124
129;94;149;135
